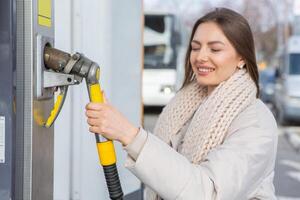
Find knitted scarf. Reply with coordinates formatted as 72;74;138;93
145;69;257;200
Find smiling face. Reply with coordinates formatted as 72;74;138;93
190;22;245;92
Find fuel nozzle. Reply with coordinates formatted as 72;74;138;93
42;46;101;128
43;46;124;200
44;46;100;85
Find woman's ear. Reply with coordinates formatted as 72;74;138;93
237;59;245;69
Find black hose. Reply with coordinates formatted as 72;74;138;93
103;164;124;200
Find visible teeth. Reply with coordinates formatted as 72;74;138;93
198;67;214;72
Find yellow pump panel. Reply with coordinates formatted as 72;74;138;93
38;0;52;27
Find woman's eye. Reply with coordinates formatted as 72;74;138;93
191;47;200;51
211;49;221;52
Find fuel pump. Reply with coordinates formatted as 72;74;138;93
42;46;124;200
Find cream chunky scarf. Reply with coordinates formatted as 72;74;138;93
145;69;257;200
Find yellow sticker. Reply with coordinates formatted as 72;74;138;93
38;0;52;27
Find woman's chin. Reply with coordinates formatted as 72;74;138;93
195;77;213;86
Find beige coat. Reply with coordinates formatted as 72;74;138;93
124;99;278;200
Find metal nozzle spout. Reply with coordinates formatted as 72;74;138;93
44;46;71;71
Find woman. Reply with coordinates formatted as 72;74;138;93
86;8;278;199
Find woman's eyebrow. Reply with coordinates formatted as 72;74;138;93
208;41;225;46
191;40;225;46
191;40;201;45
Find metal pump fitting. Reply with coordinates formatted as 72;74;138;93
43;46;100;85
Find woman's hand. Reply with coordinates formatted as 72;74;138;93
85;92;139;146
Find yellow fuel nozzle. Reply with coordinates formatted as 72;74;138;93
43;46;123;200
43;46;101;128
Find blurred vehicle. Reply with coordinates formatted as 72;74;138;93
259;68;276;105
274;36;300;125
142;11;187;107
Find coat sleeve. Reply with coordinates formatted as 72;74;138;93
124;124;277;200
123;127;148;160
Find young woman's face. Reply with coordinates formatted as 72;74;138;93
190;22;244;87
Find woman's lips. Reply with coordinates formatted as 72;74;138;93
196;66;215;76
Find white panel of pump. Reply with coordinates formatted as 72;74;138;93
54;0;143;199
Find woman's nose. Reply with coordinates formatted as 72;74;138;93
195;48;209;62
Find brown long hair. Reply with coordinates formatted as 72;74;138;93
181;7;260;97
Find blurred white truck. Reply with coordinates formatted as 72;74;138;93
274;35;300;125
143;12;187;107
